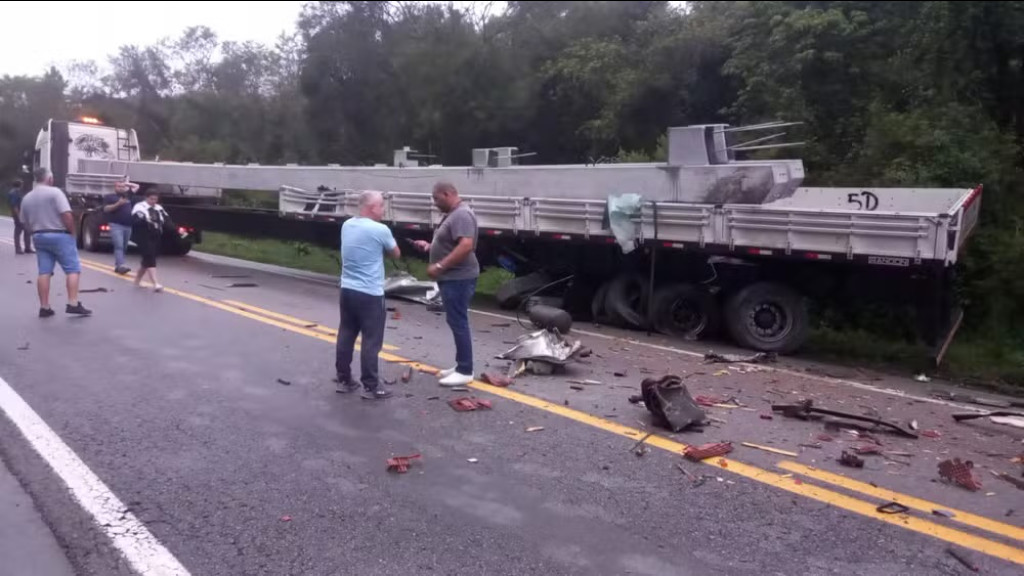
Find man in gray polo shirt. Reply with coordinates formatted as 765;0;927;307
412;182;479;386
18;167;92;317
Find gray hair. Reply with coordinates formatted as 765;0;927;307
358;190;384;209
33;166;51;183
433;181;457;195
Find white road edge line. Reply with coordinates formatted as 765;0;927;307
0;235;980;411
0;374;191;576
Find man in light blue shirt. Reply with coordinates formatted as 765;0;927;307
336;190;400;400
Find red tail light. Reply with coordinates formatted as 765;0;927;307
100;224;110;232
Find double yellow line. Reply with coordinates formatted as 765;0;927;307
67;254;1024;566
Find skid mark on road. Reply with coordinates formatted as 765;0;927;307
0;374;191;575
71;256;1024;565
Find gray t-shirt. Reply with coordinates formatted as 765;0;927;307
429;203;480;281
19;185;72;233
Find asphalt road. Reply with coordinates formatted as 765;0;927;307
0;218;1021;576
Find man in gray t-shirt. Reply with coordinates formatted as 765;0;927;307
18;167;91;317
412;182;480;386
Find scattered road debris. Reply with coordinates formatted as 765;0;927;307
227;282;259;288
525;426;544;433
280;515;292;522
16;343;29;351
990;415;1024;429
704;351;777;364
876;502;909;514
760;413;774;420
713;370;730;377
637;375;706;432
569;384;584;391
938;458;983;491
932;509;956;519
946;547;980;572
695;395;726;407
990;470;1024;490
921;429;942;438
426;396;440;401
448;397;493;412
952;409;1024;423
839;451;865;468
772;400;919;439
799;443;823;449
401;367;413;383
909;419;918;431
613;371;627;378
934;390;1023;409
631;433;653;457
384;273;441;306
79;287;109;293
683;442;733;462
853;445;882;455
816;434;835;443
741;442;798;457
467;458;479;464
480;372;513;387
913;374;931;383
497;329;586;374
567;379;602;386
213;274;251;279
492;322;512;328
392;310;402;320
198;284;226;291
386;454;422;473
276;378;292;386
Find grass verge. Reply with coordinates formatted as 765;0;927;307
197;231;512;296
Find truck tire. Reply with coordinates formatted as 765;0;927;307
591;280;615;325
724;282;808;354
495;271;552;310
605;273;650;329
81;214;101;252
163;239;193;256
650;283;718;340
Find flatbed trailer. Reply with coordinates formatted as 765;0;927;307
72;123;981;360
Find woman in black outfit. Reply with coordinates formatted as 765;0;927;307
131;190;172;292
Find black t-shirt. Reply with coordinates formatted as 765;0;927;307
103;194;134;226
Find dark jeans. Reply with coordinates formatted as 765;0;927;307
335;288;386;391
439;278;477;375
13;217;31;253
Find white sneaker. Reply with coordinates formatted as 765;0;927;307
437;366;458;379
153;285;164;293
438;372;473;387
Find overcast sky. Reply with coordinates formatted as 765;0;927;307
0;1;307;77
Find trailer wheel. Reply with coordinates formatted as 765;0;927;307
724;282;808;353
650;283;718;340
81;214;101;252
605;273;650;329
495;271;552;310
591;280;615;325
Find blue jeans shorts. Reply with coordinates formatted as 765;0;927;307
33;232;82;275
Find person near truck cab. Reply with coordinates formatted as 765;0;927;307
335;190;401;400
412;182;480;387
131;190;172;292
7;178;33;254
103;180;139;275
18;167;91;317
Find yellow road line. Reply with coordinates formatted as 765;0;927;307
78;260;337;344
220;299;397;351
73;256;1024;565
778;460;1024;543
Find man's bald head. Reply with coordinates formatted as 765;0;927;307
431;181;460;213
359;190;386;221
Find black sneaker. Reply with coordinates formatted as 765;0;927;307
66;302;92;316
334;377;359;394
38;308;55;318
25;249;35;254
115;266;131;275
361;389;393;400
